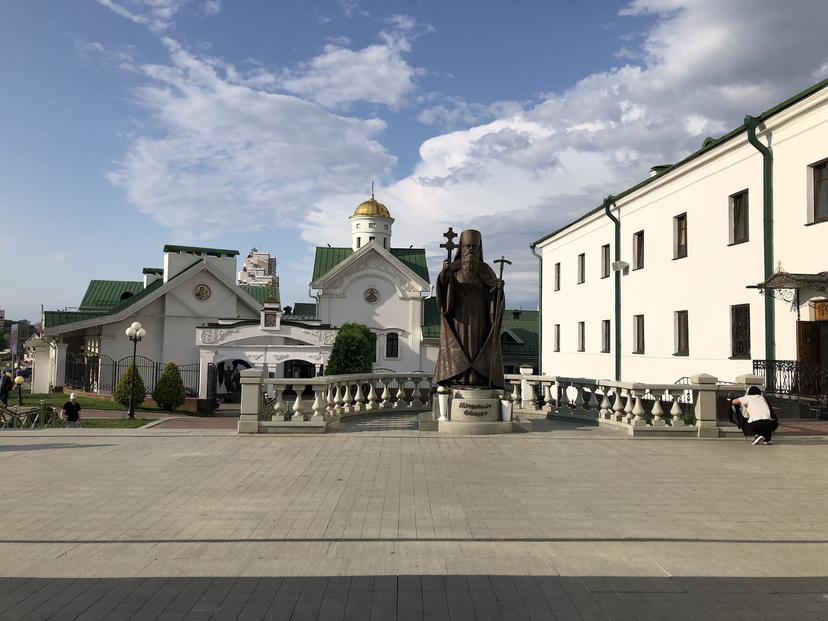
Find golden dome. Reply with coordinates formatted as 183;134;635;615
353;197;391;219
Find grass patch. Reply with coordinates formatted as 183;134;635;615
27;393;164;412
81;418;152;429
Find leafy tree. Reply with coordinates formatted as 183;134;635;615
113;363;146;407
326;323;375;375
153;362;186;411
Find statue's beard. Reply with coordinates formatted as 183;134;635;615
461;254;479;275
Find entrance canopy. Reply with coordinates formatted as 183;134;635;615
747;270;828;320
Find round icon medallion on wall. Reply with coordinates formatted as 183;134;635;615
193;284;212;301
364;287;379;304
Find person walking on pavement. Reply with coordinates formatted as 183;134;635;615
60;393;82;429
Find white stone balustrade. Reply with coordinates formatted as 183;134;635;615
239;369;435;433
504;372;767;438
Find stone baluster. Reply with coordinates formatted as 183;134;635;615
326;385;335;418
342;383;353;413
367;382;379;409
631;393;646;426
381;380;392;408
411;378;424;407
650;393;665;426
542;382;553;412
354;382;366;411
669;392;684;426
292;392;304;421
522;380;538;410
571;384;584;415
624;390;635;423
611;389;624;422
392;379;404;408
331;384;342;413
599;387;611;420
273;387;285;420
312;388;325;421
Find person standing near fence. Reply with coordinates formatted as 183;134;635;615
0;372;11;406
60;393;82;429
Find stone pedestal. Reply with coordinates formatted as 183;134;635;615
440;387;519;434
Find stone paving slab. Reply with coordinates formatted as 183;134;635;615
2;420;828;617
0;576;826;620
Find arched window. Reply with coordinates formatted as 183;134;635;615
386;332;399;358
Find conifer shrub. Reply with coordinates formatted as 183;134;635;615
113;363;146;407
326;323;375;375
153;362;187;411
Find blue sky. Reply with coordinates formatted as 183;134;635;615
2;0;828;322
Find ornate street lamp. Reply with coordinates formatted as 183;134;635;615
14;375;24;406
125;321;146;420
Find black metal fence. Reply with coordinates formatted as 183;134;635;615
64;353;199;396
753;359;828;403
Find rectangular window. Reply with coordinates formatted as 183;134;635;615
383;238;387;249
370;332;378;363
601;244;610;278
368;222;376;228
554;262;561;291
601;319;610;353
633;315;645;354
673;213;687;259
554;324;560;352
813;161;828;222
385;332;399;358
577;253;585;284
731;304;751;359
730;190;749;244
674;310;689;356
577;322;585;352
356;237;361;249
632;231;644;270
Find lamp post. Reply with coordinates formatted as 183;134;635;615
14;375;24;406
125;321;146;420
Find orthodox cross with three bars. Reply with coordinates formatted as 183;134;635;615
440;227;457;262
494;255;512;279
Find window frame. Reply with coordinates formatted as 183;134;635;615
385;332;400;359
811;159;828;224
577;321;585;352
577;253;585;284
730;304;751;359
673;213;688;259
601;319;610;353
674;310;689;356
553;323;561;352
554;262;561;291
729;189;750;245
632;231;644;270
601;244;610;279
632;314;645;354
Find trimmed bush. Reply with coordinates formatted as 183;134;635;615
153;362;187;411
326;323;375;375
113;363;146;408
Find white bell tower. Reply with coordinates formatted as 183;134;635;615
349;185;394;251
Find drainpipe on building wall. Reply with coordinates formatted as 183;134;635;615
744;115;776;362
530;244;542;374
603;195;621;381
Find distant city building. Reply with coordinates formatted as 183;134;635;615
238;249;278;288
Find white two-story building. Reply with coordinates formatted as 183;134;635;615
533;79;828;385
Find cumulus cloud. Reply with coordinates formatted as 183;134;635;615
107;37;395;234
96;0;221;31
279;16;428;109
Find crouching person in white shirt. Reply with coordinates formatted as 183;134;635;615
731;386;779;445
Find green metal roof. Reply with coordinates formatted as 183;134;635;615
240;284;280;305
531;76;828;248
312;247;430;283
163;244;239;257
501;310;539;357
78;280;144;312
288;302;317;320
422;297;440;339
142;267;163;275
106;279;164;315
421;299;538;357
44;310;106;329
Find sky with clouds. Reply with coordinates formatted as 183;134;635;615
2;0;828;322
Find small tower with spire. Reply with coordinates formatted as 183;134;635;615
349;183;394;251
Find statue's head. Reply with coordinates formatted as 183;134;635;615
458;229;483;272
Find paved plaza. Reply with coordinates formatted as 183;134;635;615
1;417;828;619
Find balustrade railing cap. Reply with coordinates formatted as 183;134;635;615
689;373;717;384
240;368;262;378
735;373;765;385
